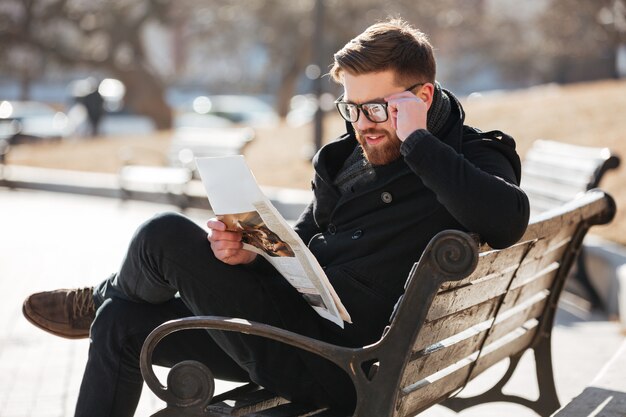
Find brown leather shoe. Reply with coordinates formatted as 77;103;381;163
22;287;96;339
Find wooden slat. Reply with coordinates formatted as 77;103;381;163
407;288;550;389
427;241;537;321
403;324;488;386
481;290;550;348
398;319;539;417
509;251;562;291
426;274;511;322
397;351;477;417
501;265;557;310
415;299;498;351
469;319;539;378
523;190;610;241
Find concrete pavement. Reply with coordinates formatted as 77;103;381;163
0;188;624;416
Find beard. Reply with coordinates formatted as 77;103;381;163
355;127;403;165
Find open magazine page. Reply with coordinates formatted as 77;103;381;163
195;156;351;328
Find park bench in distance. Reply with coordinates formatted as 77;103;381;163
118;127;254;208
521;139;620;217
139;188;616;417
0;138;9;179
521;139;621;310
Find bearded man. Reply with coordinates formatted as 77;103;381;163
22;18;529;416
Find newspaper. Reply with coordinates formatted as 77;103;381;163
195;156;351;328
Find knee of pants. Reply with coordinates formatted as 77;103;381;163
128;212;204;257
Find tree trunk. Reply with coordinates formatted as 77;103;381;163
113;66;172;130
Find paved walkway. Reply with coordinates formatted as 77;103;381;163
0;188;624;416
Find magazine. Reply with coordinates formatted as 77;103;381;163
195;155;351;328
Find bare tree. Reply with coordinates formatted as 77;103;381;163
0;0;174;128
538;0;623;81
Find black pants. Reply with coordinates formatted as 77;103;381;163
76;212;355;417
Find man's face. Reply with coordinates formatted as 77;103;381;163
342;70;405;165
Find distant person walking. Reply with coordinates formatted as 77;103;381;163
70;78;105;137
82;87;104;137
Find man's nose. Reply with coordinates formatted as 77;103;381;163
354;113;376;131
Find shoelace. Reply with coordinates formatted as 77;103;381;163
72;288;96;319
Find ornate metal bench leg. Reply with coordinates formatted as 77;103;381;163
442;336;561;417
533;336;561;416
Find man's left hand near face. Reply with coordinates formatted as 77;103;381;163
385;91;428;141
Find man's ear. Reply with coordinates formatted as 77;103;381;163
418;83;435;110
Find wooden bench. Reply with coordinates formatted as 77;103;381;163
521;139;620;217
139;188;616;417
521;139;621;309
119;127;254;208
551;339;626;417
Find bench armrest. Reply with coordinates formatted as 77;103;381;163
140;316;365;411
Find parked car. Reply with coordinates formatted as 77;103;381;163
190;95;279;128
173;111;234;129
0;100;70;143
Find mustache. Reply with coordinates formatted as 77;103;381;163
357;128;388;136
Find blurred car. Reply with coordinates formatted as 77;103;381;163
190;95;279;128
98;112;157;136
0;100;70;144
173;111;234;129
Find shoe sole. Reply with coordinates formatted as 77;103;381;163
22;299;89;340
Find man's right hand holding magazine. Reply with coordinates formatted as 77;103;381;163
207;218;258;266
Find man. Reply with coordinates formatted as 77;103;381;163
22;19;529;416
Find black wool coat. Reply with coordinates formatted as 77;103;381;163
292;93;530;347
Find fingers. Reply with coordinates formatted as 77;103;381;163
207;218;226;231
385;93;428;141
206;217;251;264
207;218;241;243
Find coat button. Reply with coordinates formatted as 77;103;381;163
351;230;363;240
381;191;393;203
327;223;337;235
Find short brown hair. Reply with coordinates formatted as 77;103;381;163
330;18;436;86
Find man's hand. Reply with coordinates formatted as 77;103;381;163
207;218;257;265
385;91;428;141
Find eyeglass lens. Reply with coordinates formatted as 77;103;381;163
337;102;388;123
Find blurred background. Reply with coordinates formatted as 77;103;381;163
1;3;626;415
1;0;625;131
0;0;625;244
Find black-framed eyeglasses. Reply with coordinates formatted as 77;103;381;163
334;82;424;123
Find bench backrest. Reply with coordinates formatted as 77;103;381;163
521;140;620;217
351;190;616;417
167;127;255;168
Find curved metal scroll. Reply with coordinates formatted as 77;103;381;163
428;230;479;279
141;328;216;415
